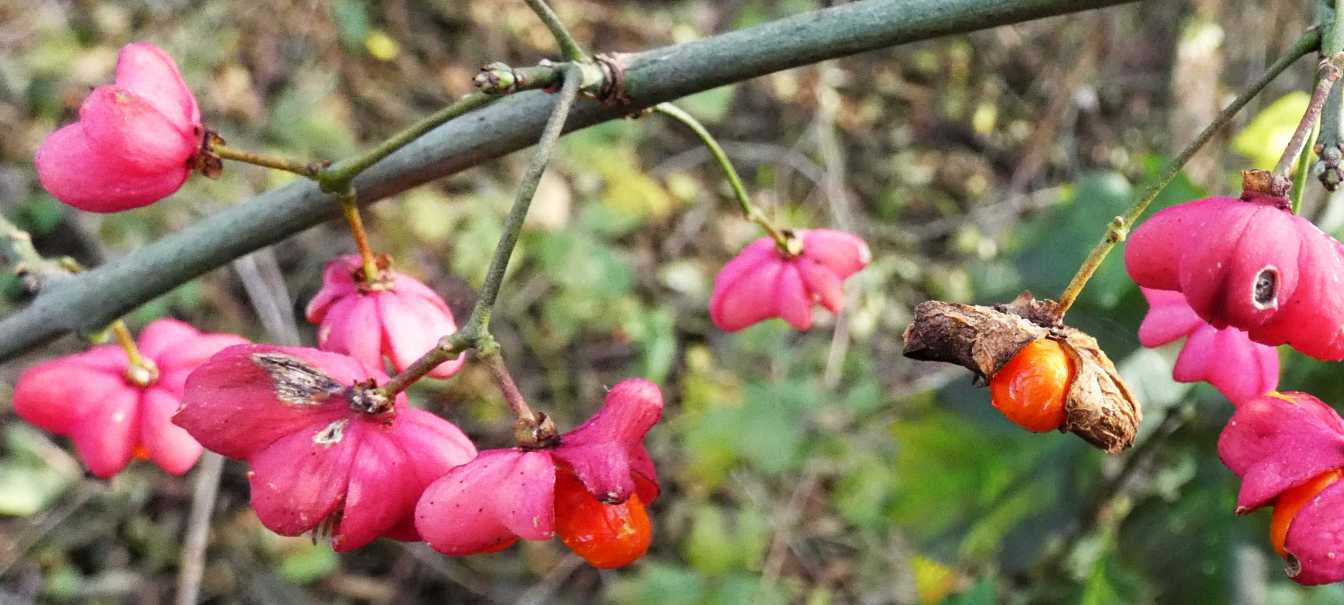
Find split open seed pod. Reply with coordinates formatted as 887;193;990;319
901;293;1141;453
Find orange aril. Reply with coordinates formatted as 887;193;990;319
1270;469;1343;556
989;339;1074;432
553;464;652;569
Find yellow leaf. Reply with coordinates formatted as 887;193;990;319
913;555;960;605
1232;92;1310;169
364;30;400;61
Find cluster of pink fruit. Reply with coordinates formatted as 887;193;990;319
1128;189;1344;584
11;43;870;567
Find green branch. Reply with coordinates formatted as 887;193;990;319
0;0;1142;360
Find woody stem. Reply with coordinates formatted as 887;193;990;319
1273;53;1344;178
653;103;792;249
1053;28;1320;321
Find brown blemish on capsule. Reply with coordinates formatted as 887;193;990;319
252;352;344;406
313;418;349;446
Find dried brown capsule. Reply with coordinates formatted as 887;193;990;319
902;293;1141;453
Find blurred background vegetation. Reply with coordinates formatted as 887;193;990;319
2;0;1343;603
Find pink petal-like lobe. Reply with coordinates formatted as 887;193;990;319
415;449;557;555
78;86;196;173
1137;288;1205;347
1217;392;1344;512
1283;479;1344;585
709;230;870;332
114;42;200;129
308;256;463;378
800;229;871;277
305;256;361;324
553;378;664;503
377;292;465;378
34;42;198;212
139;387;203;475
174;345;353;459
333;425;417;551
1171;325;1278;405
13;349;127;433
1127;196;1344;360
70;387;141;479
776;264;813;331
248;420;360;537
710;252;784;331
35;123;189;212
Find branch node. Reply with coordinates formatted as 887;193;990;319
593;53;630;106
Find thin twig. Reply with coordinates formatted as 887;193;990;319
474;62;564;95
472;65;583;315
1316;0;1344;188
211;144;325;178
175;453;224;605
318;93;495;194
378;66;584;398
478;341;538;425
523;0;589;62
654;103;792;248
1291;122;1319;213
1273;54;1343;178
1053;28;1320;320
0;215;73;294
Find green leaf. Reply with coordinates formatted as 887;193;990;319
330;0;371;50
607;562;707;605
0;464;71;516
626;306;678;383
940;578;997;605
278;543;339;585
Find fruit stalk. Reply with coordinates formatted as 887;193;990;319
376;66;584;399
653;103;794;251
1053;28;1321;320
